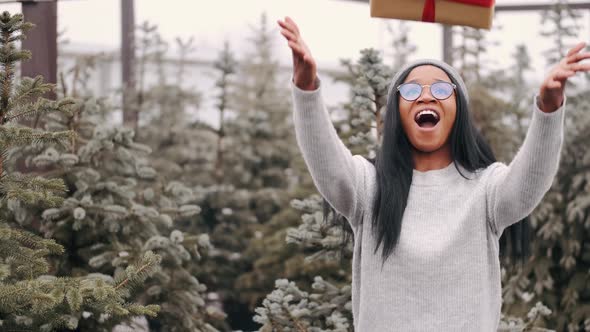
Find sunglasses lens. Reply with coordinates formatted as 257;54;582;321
399;83;421;100
431;82;454;99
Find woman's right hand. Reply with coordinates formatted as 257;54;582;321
277;16;318;91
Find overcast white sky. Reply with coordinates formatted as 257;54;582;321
1;0;589;80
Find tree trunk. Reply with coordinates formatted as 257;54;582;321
215;108;225;183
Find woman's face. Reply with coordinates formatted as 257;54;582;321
398;65;457;153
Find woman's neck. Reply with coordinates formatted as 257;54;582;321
412;144;452;172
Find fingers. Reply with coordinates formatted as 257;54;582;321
566;51;590;64
281;29;297;41
284;16;300;35
277;19;291;33
568;62;590;72
541;42;587;104
277;16;300;37
566;41;586;57
554;42;590;76
277;17;300;47
288;40;306;59
278;16;309;60
279;27;297;42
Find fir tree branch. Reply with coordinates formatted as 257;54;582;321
0;173;67;207
0;126;75;150
0;285;28;299
114;262;152;292
0;223;63;254
114;251;161;292
126;303;160;317
0;12;33;124
1;247;48;278
7;97;76;123
8;76;53;109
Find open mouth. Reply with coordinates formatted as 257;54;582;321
415;110;440;129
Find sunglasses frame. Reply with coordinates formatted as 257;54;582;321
396;82;457;101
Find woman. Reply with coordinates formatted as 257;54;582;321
278;16;590;331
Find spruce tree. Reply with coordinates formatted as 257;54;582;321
0;11;161;331
450;23;521;162
212;40;238;183
385;21;416;71
223;12;295;189
501;1;590;330
253;277;352;332
452;24;499;85
94;21;229;332
203;13;299;329
11;15;222;332
540;0;582;66
133;22;207;189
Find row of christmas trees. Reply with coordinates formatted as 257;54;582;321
1;0;589;330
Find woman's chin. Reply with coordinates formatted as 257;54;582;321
411;139;445;153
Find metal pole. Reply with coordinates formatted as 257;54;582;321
442;25;453;65
121;0;137;128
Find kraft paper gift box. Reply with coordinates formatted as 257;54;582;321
370;0;495;30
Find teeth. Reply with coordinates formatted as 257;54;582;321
415;109;439;121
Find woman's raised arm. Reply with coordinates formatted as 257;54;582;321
487;42;590;236
278;17;374;228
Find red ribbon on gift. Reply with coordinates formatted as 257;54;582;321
421;0;494;22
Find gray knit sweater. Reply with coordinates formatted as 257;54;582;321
291;77;565;332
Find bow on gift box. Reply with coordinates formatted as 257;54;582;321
421;0;494;22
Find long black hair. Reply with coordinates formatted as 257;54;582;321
324;61;531;266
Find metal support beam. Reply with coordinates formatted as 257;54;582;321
340;0;590;65
344;0;590;11
21;0;57;100
494;2;590;11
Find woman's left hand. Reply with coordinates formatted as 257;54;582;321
539;41;590;113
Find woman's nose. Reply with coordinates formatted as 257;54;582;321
416;87;435;103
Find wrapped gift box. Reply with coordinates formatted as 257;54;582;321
370;0;495;30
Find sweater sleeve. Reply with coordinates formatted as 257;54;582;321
291;76;372;229
486;94;566;237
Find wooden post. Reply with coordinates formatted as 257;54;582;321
121;0;137;129
21;0;58;100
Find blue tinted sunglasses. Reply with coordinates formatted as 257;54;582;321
397;82;456;101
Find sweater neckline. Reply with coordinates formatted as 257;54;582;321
411;162;467;186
